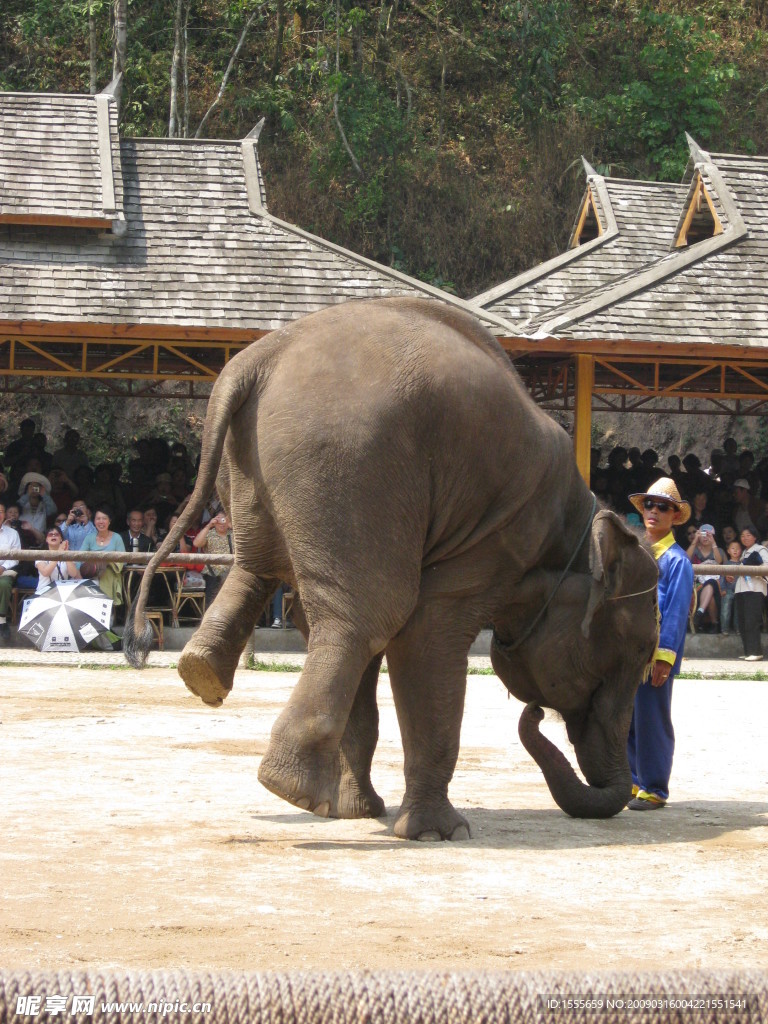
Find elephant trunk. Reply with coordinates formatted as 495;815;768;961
518;703;631;819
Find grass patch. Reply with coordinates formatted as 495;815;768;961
679;670;768;681
249;658;305;672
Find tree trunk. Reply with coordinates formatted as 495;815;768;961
437;32;446;151
112;0;127;109
169;0;184;137
89;0;97;94
333;0;363;178
375;1;391;77
182;0;190;138
271;0;285;82
195;10;256;138
293;6;306;54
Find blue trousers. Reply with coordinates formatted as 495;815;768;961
627;674;675;801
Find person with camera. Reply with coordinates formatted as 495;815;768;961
686;524;724;634
17;472;56;547
192;510;232;605
59;499;96;551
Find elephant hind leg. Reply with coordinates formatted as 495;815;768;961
257;631;387;818
178;565;272;707
280;595;385;819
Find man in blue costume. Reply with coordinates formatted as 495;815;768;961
627;478;694;811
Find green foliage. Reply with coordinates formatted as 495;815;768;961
0;0;760;290
497;0;573;122
566;9;738;179
312;72;411;230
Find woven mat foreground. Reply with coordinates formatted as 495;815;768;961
1;970;766;1024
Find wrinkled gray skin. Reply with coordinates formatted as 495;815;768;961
125;297;659;840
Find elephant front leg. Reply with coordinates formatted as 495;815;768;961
257;637;378;818
178;566;269;706
386;608;473;841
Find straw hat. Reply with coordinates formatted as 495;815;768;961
629;477;691;525
18;471;51;495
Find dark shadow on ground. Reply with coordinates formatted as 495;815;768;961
234;800;768;851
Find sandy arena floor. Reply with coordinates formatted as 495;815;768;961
1;664;767;973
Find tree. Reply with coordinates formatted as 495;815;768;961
112;0;127;108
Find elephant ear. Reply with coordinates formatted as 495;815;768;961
581;509;645;637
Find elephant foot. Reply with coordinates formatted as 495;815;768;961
394;796;471;841
335;773;386;819
258;739;385;819
178;647;234;708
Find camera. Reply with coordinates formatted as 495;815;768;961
70;508;83;519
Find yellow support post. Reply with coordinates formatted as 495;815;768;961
574;354;594;484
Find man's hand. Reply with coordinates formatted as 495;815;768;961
651;659;672;687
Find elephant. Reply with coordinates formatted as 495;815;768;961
124;297;659;840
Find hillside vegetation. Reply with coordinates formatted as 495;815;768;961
3;2;768;463
3;0;767;300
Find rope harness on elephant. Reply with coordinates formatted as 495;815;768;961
493;495;660;658
494;493;597;655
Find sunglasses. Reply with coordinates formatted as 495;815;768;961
642;498;676;514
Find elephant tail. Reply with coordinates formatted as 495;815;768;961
123;353;262;668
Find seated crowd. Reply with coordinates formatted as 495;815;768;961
592;437;768;657
0;422;293;642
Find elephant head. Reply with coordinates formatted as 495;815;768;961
491;510;658;818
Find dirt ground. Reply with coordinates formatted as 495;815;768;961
1;664;767;974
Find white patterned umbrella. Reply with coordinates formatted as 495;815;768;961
18;579;116;652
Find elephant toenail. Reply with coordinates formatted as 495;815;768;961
416;830;442;842
314;801;331;818
296;797;311;810
449;825;471;841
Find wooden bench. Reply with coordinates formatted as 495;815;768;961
145;610;164;650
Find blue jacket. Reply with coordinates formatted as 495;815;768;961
653;533;694;675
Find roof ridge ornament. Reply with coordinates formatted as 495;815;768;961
244;117;265;142
685;133;710;165
99;73;122;99
581;156;598;179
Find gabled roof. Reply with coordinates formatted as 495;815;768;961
517;140;753;347
0;89;510;335
0;82;124;231
474;163;688;325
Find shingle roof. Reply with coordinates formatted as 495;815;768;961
0;89;123;227
474;172;689;325
519;145;755;347
0;89;510;335
474;138;768;352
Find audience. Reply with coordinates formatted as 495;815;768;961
588;433;768;650
720;540;743;636
0;501;21;643
686;525;724;633
76;505;126;612
9;422;768;647
192;510;233;605
34;526;73;592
